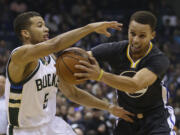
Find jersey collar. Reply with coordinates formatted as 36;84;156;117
126;42;153;68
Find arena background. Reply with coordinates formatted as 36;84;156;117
0;0;180;134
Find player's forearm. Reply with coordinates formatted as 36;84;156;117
69;87;110;111
101;71;139;93
46;25;94;52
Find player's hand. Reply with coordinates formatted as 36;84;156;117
108;104;135;123
88;21;123;37
74;56;101;81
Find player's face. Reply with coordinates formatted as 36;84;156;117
28;16;49;44
128;20;155;54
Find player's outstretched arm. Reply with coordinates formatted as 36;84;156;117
12;21;123;64
74;56;157;93
58;79;134;123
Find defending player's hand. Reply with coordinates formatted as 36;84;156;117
74;56;102;81
88;21;123;37
108;104;135;123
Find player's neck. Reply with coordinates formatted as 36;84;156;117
130;44;150;62
23;40;32;45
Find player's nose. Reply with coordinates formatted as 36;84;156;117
132;36;140;44
44;26;49;33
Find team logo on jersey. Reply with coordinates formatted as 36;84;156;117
35;73;58;91
120;71;148;98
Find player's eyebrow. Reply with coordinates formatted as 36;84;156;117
37;20;45;25
139;32;147;34
130;30;147;34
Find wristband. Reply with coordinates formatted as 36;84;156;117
97;69;104;81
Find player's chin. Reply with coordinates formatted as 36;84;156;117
131;47;142;54
42;37;49;41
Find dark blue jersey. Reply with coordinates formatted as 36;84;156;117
91;40;170;113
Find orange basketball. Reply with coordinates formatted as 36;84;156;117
56;47;90;84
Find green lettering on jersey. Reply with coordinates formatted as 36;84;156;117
35;73;58;91
36;79;42;91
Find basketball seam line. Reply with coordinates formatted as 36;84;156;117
61;56;74;75
63;55;80;61
63;50;87;57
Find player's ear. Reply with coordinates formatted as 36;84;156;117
21;30;30;39
151;31;156;40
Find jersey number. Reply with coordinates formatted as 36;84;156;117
43;93;49;109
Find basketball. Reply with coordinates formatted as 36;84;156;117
55;47;90;84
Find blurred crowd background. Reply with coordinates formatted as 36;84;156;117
0;0;180;134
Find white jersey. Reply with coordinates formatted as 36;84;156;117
5;49;59;128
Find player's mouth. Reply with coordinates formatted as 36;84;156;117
43;33;49;40
131;44;141;52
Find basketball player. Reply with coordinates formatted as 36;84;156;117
5;11;134;135
74;11;176;135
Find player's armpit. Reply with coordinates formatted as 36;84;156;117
132;68;157;91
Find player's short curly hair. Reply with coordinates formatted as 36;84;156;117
13;11;41;40
130;11;157;31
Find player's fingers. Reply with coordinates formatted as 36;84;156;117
74;73;89;78
74;73;88;77
75;64;91;71
111;25;122;31
75;77;88;82
107;22;123;27
122;115;134;123
122;110;135;117
79;60;93;68
103;30;111;37
106;21;118;25
89;56;98;65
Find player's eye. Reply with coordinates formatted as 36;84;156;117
130;32;136;37
37;22;43;27
139;35;145;38
38;24;42;27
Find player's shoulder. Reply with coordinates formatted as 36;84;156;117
146;43;169;64
10;45;31;58
106;40;128;48
93;40;128;51
11;46;22;54
150;43;168;58
109;40;129;52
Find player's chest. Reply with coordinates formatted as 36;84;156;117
109;55;146;74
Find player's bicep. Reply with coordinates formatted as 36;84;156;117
133;68;157;90
12;43;57;63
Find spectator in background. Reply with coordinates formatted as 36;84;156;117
0;40;10;75
74;127;84;135
0;75;8;135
